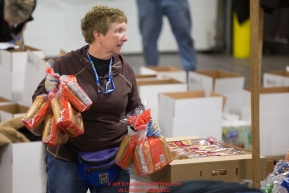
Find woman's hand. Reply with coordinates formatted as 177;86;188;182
147;119;161;137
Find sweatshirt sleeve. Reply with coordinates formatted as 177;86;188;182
125;64;142;113
32;78;47;102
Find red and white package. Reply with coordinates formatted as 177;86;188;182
42;113;69;146
22;94;51;136
59;75;93;112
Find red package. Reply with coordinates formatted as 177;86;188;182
127;109;151;130
42;113;69;146
115;134;139;169
60;75;92;112
22;94;51;136
52;95;84;137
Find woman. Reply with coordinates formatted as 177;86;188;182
0;0;36;43
33;5;159;193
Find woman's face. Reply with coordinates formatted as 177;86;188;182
99;22;128;57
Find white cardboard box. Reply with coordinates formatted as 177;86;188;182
0;45;45;102
137;78;187;121
188;70;244;115
140;66;187;83
0;102;29;122
22;51;48;105
263;70;289;87
0;142;47;193
0;96;10;103
0;50;11;101
135;74;160;82
158;91;224;139
241;87;289;156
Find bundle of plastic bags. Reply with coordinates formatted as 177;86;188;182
115;104;173;175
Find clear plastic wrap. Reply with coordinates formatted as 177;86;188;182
261;159;289;193
120;103;150;131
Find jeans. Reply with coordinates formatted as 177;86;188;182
137;0;197;71
45;152;130;193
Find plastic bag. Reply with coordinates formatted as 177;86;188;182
120;103;151;131
42;112;69;146
115;133;139;169
22;94;51;136
59;75;93;112
51;90;84;137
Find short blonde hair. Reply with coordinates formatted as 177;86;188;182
81;5;127;44
4;0;35;25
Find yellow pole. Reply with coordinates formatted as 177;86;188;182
249;0;263;189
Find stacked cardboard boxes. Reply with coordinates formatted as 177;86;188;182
0;46;47;193
136;78;187;121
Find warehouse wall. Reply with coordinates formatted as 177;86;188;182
24;0;218;57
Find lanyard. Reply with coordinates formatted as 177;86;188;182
86;49;115;94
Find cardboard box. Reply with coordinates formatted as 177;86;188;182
0;142;47;193
0;50;12;101
140;66;187;83
158;91;224;139
137;78;187;121
0;96;10;103
132;135;266;183
22;51;48;105
0;102;29;122
135;74;160;82
263;70;289;87
241;87;289;156
188;70;245;115
135;74;157;79
0;45;45;102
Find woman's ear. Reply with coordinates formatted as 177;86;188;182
93;30;102;44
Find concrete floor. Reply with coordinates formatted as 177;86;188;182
124;52;289;88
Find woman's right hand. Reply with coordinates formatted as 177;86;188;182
45;76;58;92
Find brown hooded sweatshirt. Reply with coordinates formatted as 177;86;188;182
33;45;142;161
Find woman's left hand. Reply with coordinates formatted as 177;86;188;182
147;119;161;137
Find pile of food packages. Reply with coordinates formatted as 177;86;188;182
167;136;249;160
22;65;93;146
